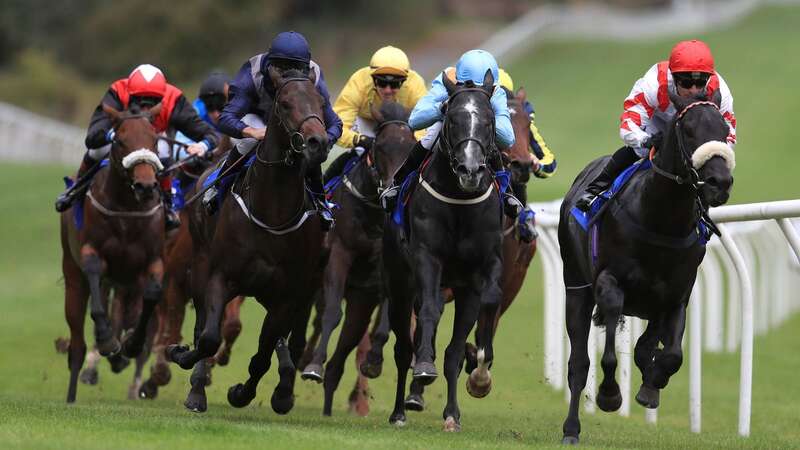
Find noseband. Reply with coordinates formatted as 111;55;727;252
650;100;721;189
256;77;325;167
439;88;496;175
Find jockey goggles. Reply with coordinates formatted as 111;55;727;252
200;93;226;112
673;72;710;89
373;75;405;89
270;58;310;76
130;95;163;108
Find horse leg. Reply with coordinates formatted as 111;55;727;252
122;260;164;358
348;330;371;416
322;295;373;416
107;288;132;374
227;305;289;409
80;246;117;357
466;257;503;399
64;252;89;403
361;296;389;379
634;317;662;409
142;275;187;399
272;296;315;415
442;288;482;432
561;288;595;445
215;296;244;366
298;291;323;371
385;250;414;426
411;250;444;384
302;247;352;383
168;271;230;370
129;343;150;400
649;304;687;390
184;358;212;412
594;270;624;412
405;378;426;412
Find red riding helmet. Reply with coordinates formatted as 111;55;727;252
669;40;715;74
128;64;167;97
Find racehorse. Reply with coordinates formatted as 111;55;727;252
558;90;734;444
166;68;329;414
60;103;167;403
299;101;414;417
383;69;504;431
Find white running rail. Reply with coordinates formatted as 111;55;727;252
533;199;800;437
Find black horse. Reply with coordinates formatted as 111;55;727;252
167;68;329;414
300;101;415;416
558;90;734;444
383;70;504;431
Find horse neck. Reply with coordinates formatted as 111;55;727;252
637;141;697;235
247;115;306;220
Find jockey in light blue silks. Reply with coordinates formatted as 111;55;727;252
380;49;536;241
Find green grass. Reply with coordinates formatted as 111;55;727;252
2;5;800;449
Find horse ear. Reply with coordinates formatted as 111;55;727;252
483;68;495;91
308;66;317;85
147;102;163;121
442;71;457;95
370;101;385;123
267;65;283;86
711;88;722;108
515;86;527;103
668;90;689;112
102;103;122;123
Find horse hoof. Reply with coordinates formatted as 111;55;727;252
443;416;461;432
404;393;425;412
561;435;580;445
227;383;254;408
108;353;130;374
412;361;437;385
359;360;383;379
150;364;172;386
79;368;98;385
596;388;623;412
139;380;158;400
216;350;231;367
55;337;70;354
466;374;492;399
165;344;189;362
184;392;207;413
635;384;660;409
97;338;120;357
271;388;295;415
301;363;324;383
389;413;407;427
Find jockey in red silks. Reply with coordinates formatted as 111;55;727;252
576;39;737;211
55;64;220;230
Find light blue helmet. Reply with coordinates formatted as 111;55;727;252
455;49;499;86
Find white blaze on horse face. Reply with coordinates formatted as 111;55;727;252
463;98;479;137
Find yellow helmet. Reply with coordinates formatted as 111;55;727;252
498;68;514;91
370;46;410;77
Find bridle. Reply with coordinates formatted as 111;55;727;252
650;100;721;190
439;87;497;175
255;77;325;167
366;119;412;193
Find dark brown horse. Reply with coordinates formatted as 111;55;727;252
299;101;414;416
167;68;329;414
60;103;167;403
138;139;249;401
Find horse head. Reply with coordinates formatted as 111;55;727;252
664;89;735;207
441;69;496;193
267;67;329;167
102;102;162;202
504;87;534;184
369;101;414;193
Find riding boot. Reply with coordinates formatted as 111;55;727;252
379;141;429;212
489;150;527;220
202;150;241;215
55;152;99;212
160;175;181;231
306;165;335;231
575;146;639;212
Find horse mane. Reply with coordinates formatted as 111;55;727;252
378;101;409;124
280;69;310;80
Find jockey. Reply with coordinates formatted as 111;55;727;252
323;45;427;182
576;39;737;211
204;31;343;226
379;49;517;213
497;68;557;242
54;64;220;231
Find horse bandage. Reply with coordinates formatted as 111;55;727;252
691;141;735;171
122;149;164;171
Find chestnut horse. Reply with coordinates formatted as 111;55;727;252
60;103;166;403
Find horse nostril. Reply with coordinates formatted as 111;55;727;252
706;176;719;187
477;165;487;173
306;136;325;152
456;164;470;176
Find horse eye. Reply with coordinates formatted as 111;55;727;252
280;100;291;110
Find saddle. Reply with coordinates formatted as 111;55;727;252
64;159;110;230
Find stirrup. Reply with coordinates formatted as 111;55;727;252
503;193;524;217
202;186;219;215
380;185;400;212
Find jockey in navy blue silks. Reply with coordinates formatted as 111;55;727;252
203;31;343;225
